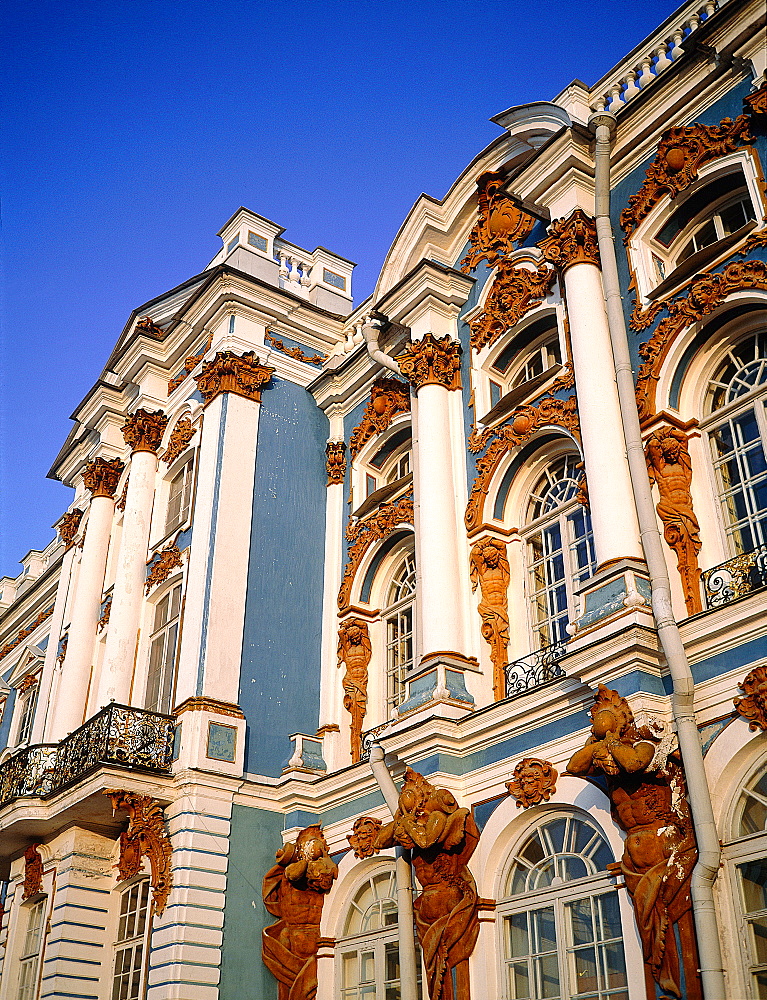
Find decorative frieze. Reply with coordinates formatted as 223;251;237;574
265;331;327;365
735;665;767;731
347;816;382;858
22;844;44;899
539;210;600;272
122;409;169;455
459;170;535;272
83;457;125;498
162;417;195;466
468;261;556;352
337;619;372;763
145;543;184;594
325;441;346;485
506;758;558;808
349;377;410;458
59;508;84;547
107;790;173;915
339;489;414;609
469;537;510;700
194;350;274;406
396;333;462;391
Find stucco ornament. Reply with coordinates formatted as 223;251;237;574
337;618;372;763
135;315;166;337
83;457;125;498
469;537;510;700
22;844;44;899
735;665;767;731
58;508;84;548
194;350;274;406
338;489;414;609
162;418;195;466
567;685;701;1000
265;331;326;365
348;377;410;457
539;209;600;272
396;333;462;391
374;768;480;1000
459;170;535;272
145;543;184;594
347;816;383;858
107;790;173;915
325;441;346;485
262;825;338;1000
122;408;169;455
506;757;558;808
645;425;702;615
468;261;556;352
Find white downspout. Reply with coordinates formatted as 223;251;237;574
589;110;726;1000
363;317;401;374
369;744;419;1000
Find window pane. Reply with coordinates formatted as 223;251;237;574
741;859;767;914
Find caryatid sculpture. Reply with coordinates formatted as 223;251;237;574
469;537;510;700
337;618;372;763
262;825;338;1000
374;768;480;1000
567;685;701;1000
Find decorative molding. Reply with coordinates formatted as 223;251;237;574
122;409;169;455
469;537;510;700
506;758;558;808
465;396;580;534
740;227;767;254
98;596;111;633
636;259;767;420
0;607;54;662
174;696;245;718
338;489;414;609
265;331;327;365
59;508;84;547
162;418;195;466
325;441;347;485
83;457;125;499
620;116;753;239
645;426;702;615
349;378;410;458
195;350;274;406
396;333;462;391
108;791;172;915
145;544;184;594
337;619;372;763
539;209;600;273
734;665;767;731
115;476;129;511
468;262;556;352
548;358;575;393
22;844;43;900
135;315;166;337
347;816;382;859
459;170;535;272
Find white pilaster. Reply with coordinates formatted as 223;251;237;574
33;544;77;743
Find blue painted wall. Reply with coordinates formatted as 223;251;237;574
239;378;328;776
0;688;16;751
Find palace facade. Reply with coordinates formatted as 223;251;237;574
1;1;766;998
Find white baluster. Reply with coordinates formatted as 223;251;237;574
654;42;673;73
608;84;624;113
638;55;654;88
670;28;685;60
591;95;608;113
352;321;364;346
278;251;289;282
623;69;641;101
687;13;701;32
300;261;312;287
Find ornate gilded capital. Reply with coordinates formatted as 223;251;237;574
325;441;346;485
107;790;173;915
349;378;410;457
194;350;274;406
122;409;168;455
162;418;195;466
396;333;462;391
506;758;558;808
59;508;84;547
735;665;767;731
83;457;125;498
539;209;600;273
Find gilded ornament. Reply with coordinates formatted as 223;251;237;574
539;210;600;272
107;790;173;915
145;544;184;594
98;596;112;633
22;844;44;900
265;331;327;365
745;80;767;118
135;315;166;337
59;508;84;547
325;441;346;486
168;349;207;394
339;489;414;609
620;116;753;239
506;758;558;808
734;665;767;731
262;825;338;1000
56;635;67;666
0;607;54;662
83;457;124;498
116;476;129;511
349;378;410;458
468;262;556;352
459;170;535;272
194;350;274;406
347;816;382;858
396;333;462;391
469;538;510;700
122;409;169;455
162;418;195;466
337;619;372;763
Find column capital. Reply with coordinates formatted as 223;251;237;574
539;209;600;273
122;409;168;454
83;457;125;498
59;508;84;548
395;333;462;391
194;350;274;407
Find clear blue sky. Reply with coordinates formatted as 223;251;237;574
1;0;676;577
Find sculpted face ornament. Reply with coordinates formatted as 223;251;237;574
735;665;767;731
506;758;558;808
347;816;383;859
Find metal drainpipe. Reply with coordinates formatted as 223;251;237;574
589;110;726;1000
363;317;401;374
369;744;419;1000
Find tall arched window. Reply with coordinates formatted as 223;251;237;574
498;813;628;1000
524;456;595;649
384;553;416;715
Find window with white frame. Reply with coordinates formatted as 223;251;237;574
15;679;39;747
337;869;422;999
145;583;182;714
498;814;628;1000
524;456;595;650
703;329;767;555
363;428;412;500
16;897;47;1000
165;458;194;534
112;880;150;1000
487;315;562;412
384;552;416;715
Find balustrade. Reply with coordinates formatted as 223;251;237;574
504;643;567;699
701;544;767;609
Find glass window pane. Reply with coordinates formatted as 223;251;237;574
740;859;767;913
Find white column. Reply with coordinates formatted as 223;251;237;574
97;411;167;708
49;458;122;739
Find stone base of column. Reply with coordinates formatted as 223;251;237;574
395;651;477;719
282;732;328;776
567;558;654;645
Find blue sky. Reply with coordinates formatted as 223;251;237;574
0;0;677;577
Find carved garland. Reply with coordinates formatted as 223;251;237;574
460;170;536;272
338;489;414;609
162;418;195;466
506;758;558;808
59;509;84;547
265;331;327;365
468;261;557;352
195;350;274;406
107;790;173;915
145;544;184;594
396;333;462;391
325;441;347;485
734;665;767;731
348;378;410;458
0;607;54;662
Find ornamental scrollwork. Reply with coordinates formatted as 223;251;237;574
734;665;767;731
265;331;327;365
347;816;382;858
195;350;274;406
0;607;54;662
337;619;372;763
506;758;558;808
22;844;44;899
107;790;173;915
339;489;414;609
135;315;166;337
620;116;753;240
468;262;556;352
325;441;347;485
162;418;195;466
539;210;600;273
396;333;462;391
168;349;207;394
145;544;184;594
745;80;767;118
83;457;124;498
98;596;112;632
459;170;535;272
122;409;169;455
59;508;84;547
349;378;410;458
469;538;510;701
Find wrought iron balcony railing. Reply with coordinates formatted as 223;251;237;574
701;544;767;610
505;643;567;699
0;703;175;809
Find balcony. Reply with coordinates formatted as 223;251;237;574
0;703;175;809
701;544;767;610
505;643;567;698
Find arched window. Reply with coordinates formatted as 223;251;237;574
112;879;151;1000
498;813;628;1000
524;456;595;649
165;457;194;534
485;314;563;416
383;552;416;715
